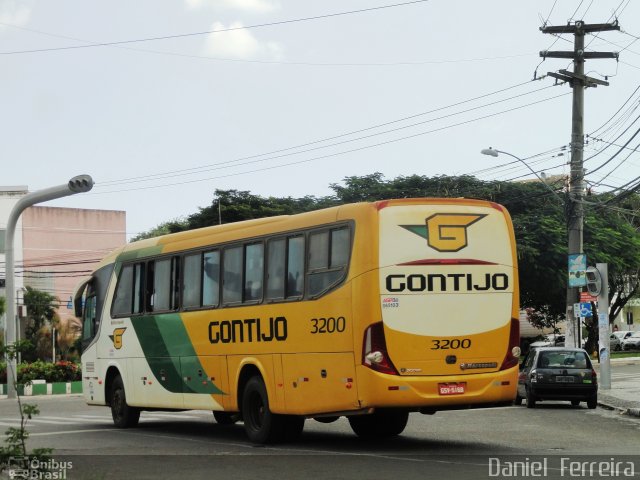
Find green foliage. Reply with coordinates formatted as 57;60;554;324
22;287;58;363
0;342;53;472
130;217;189;242
0;296;5;318
0;361;81;384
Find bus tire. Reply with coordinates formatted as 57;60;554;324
348;409;408;439
213;412;240;425
242;376;285;444
283;416;305;442
110;375;140;428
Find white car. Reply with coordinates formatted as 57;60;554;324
530;334;565;348
622;331;640;351
613;330;634;342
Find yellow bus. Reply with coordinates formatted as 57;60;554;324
75;198;520;443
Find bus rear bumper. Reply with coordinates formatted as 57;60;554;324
356;365;518;410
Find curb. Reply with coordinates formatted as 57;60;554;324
598;400;640;418
0;381;82;396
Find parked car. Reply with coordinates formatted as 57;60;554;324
608;333;622;351
613;330;634;342
530;334;565;349
515;347;597;409
581;332;628;351
622;331;640;351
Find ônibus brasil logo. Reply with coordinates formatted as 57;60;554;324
400;213;487;252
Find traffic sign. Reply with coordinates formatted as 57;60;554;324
579;302;593;318
580;291;597;303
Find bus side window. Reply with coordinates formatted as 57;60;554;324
266;238;286;300
83;294;97;342
183;253;202;309
244;243;264;302
266;236;304;301
307;227;350;297
147;257;180;312
287;236;304;297
203;250;220;307
113;263;145;316
113;265;134;316
223;246;242;304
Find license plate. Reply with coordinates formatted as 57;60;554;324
438;383;466;395
555;376;575;383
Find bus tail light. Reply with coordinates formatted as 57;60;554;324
499;317;520;371
362;322;398;375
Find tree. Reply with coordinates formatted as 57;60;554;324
22;287;58;362
130;218;188;242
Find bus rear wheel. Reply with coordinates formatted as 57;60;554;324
213;412;240;425
242;376;288;444
110;375;140;428
348;409;408;439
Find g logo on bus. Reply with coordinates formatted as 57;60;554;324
109;327;127;350
401;213;486;252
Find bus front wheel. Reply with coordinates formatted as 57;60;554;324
110;375;140;428
348;409;408;439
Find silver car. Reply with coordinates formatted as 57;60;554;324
622;331;640;351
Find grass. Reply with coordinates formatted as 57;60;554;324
611;351;640;359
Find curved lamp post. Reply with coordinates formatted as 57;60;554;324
4;175;93;399
480;148;563;203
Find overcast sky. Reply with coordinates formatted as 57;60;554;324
1;0;638;239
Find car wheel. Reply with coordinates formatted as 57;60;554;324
526;389;536;409
571;400;580;406
110;374;140;428
587;395;598;409
614;344;622;352
514;394;523;406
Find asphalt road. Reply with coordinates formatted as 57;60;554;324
0;367;638;480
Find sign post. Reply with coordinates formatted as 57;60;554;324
596;263;611;390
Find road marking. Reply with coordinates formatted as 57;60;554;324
29;428;121;437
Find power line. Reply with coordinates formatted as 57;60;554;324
0;0;431;56
89;92;570;195
96;83;558;189
0;21;535;67
98;79;546;187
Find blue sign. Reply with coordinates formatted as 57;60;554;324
579;302;593;318
568;254;587;287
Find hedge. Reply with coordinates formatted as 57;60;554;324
0;360;81;384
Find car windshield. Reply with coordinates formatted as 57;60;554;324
537;351;589;369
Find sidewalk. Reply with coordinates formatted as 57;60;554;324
593;356;640;418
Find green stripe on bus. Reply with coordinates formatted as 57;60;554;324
131;314;224;395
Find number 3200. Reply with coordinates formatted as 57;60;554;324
431;338;471;350
310;317;346;334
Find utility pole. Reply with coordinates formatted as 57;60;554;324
540;20;619;348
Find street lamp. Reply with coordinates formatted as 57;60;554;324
480;148;563;203
3;175;93;399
